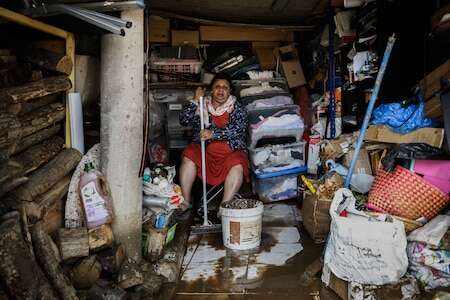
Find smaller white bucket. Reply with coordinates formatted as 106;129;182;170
219;201;264;250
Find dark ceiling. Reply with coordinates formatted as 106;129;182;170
3;0;328;26
148;0;328;25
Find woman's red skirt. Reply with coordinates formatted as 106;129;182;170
182;141;250;186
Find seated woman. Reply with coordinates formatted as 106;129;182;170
178;73;249;210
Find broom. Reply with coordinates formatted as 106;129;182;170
190;96;222;234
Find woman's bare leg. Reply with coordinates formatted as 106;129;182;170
222;165;244;203
180;156;197;210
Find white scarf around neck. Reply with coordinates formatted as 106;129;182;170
195;95;236;126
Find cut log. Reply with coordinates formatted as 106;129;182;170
0;212;57;299
19;206;35;263
8;93;61;115
88;279;126;300
0;176;28;197
88;224;114;252
12;124;61;155
32;222;78;300
0;111;21;149
9;148;81;202
0;75;71;105
98;243;126;273
57;227;89;262
70;255;102;289
117;257;144;289
0;63;32;89
42;194;64;236
0;160;21;185
0;104;65;150
17;102;65;138
145;226;168;262
25;48;73;75
23;175;70;222
0;136;64;184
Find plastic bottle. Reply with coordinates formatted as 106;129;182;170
79;162;114;228
143;167;151;182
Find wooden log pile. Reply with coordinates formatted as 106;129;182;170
0;48;165;299
0;48;83;298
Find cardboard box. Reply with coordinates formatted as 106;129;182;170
199;26;294;42
171;30;199;47
365;125;444;148
320;133;356;161
302;191;332;243
343;148;372;175
252;42;279;70
274;44;306;88
148;15;170;43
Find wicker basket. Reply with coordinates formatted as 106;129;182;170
368;166;450;221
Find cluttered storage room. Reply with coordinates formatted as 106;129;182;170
0;0;449;299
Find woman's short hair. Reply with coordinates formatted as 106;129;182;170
210;73;233;90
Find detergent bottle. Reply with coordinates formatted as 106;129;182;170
79;162;114;228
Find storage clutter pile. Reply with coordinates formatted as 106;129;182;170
147;16;310;202
297;0;450;298
233;73;307;202
145;7;450;298
142;163;183;260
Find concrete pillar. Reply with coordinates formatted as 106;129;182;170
100;9;143;261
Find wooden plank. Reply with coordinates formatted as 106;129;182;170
199;25;294;42
420;59;450;100
425;95;443;118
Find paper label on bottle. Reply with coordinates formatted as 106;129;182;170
81;181;109;224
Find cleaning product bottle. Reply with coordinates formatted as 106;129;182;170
79;162;114;228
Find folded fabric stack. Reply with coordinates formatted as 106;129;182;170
235;72;307;202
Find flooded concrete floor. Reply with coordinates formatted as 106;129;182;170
173;202;341;300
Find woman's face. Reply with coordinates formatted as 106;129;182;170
211;79;231;104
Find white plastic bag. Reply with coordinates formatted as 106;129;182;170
323;188;408;285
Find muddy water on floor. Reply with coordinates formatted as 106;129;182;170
175;224;340;300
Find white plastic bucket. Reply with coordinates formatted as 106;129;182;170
219;202;264;250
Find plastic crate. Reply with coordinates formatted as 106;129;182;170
247;105;304;148
252;167;306;202
249;141;306;175
151;58;202;73
150;58;202;82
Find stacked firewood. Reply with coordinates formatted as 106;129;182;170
0;48;83;298
0;49;166;300
0;47;81;229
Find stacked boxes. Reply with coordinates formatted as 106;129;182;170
234;75;307;202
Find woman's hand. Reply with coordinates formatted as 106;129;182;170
200;129;213;141
194;87;205;103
